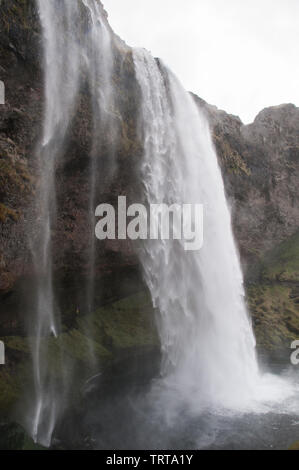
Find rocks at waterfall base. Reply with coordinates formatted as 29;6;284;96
0;0;298;424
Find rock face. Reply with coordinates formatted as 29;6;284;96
0;0;298;355
194;96;299;269
0;0;43;333
0;0;143;335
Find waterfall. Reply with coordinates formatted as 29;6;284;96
29;0;296;448
29;0;115;446
133;49;292;414
82;0;116;354
29;0;82;446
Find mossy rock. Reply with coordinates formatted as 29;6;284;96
213;133;251;176
78;291;158;352
0;203;20;223
0;422;45;450
247;231;299;351
261;231;299;282
0;291;158;422
0;336;31;416
249;284;299;351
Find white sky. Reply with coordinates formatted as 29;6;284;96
104;0;299;123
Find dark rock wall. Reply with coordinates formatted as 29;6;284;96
0;0;144;334
0;0;43;333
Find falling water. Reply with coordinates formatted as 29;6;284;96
29;0;115;446
28;0;296;448
133;49;294;415
29;0;82;446
82;0;117;318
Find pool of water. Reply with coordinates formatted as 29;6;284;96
53;353;299;450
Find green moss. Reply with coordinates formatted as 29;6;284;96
0;336;32;415
78;291;158;351
45;329;112;370
213;134;251;176
0;422;46;450
247;232;299;351
0;359;30;416
0;369;21;414
22;436;46;450
261;231;299;282
3;336;29;353
248;284;299;350
0;291;158;417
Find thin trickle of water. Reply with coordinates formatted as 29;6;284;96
29;0;116;446
133;49;295;414
82;0;117;319
29;0;82;446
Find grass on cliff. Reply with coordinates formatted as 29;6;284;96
261;231;299;282
248;283;299;351
248;231;299;351
213;133;251;176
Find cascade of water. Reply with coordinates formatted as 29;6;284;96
29;0;82;446
132;49;289;414
29;0;115;446
82;0;116;319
